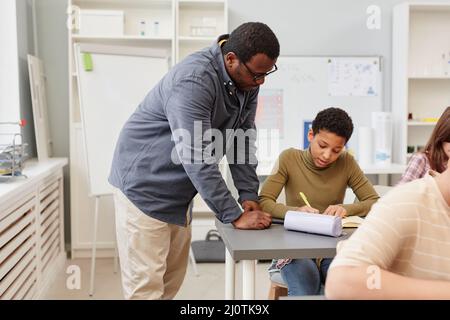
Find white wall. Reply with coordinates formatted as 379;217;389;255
0;0;21;128
0;0;36;155
16;0;37;158
228;0;450;112
35;0;70;246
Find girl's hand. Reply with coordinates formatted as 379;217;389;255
323;205;347;217
296;206;320;214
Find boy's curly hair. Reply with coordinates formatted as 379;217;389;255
312;107;354;142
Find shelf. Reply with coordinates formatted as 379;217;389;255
407;121;437;126
409;75;450;80
72;34;172;41
178;36;216;42
410;4;450;12
179;0;225;3
359;163;407;175
73;0;172;7
179;0;225;9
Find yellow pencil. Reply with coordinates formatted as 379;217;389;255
299;192;311;207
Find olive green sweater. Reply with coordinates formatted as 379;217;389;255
259;148;380;219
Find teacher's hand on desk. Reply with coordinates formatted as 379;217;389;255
241;200;261;212
232;210;272;230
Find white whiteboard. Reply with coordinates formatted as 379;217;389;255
256;56;382;171
75;44;169;196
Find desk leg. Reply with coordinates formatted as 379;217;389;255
225;248;235;300
378;174;389;186
242;260;255;300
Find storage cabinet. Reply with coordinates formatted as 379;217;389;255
0;158;67;299
68;0;228;256
392;3;450;165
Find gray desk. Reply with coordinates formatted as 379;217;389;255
215;219;353;300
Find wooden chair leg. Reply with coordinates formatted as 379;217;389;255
268;283;276;300
277;285;288;299
268;282;288;300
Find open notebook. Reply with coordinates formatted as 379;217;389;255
341;216;365;228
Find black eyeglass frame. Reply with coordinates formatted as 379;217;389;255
241;60;278;81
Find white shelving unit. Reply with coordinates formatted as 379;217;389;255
68;0;175;258
176;0;227;62
68;0;228;256
392;3;450;165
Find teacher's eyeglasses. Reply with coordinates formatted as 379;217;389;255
241;61;278;82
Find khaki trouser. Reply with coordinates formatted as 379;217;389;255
113;188;192;300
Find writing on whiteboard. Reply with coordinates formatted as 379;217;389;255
278;64;316;85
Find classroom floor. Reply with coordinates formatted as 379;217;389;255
42;258;273;300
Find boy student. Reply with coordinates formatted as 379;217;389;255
259;107;379;296
325;156;450;299
399;106;450;184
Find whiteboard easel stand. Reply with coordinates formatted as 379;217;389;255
88;192;119;297
73;44;169;296
88;195;99;297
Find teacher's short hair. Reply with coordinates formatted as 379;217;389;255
222;22;280;63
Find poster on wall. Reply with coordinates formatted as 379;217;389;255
256;89;284;138
303;120;312;149
328;57;380;97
